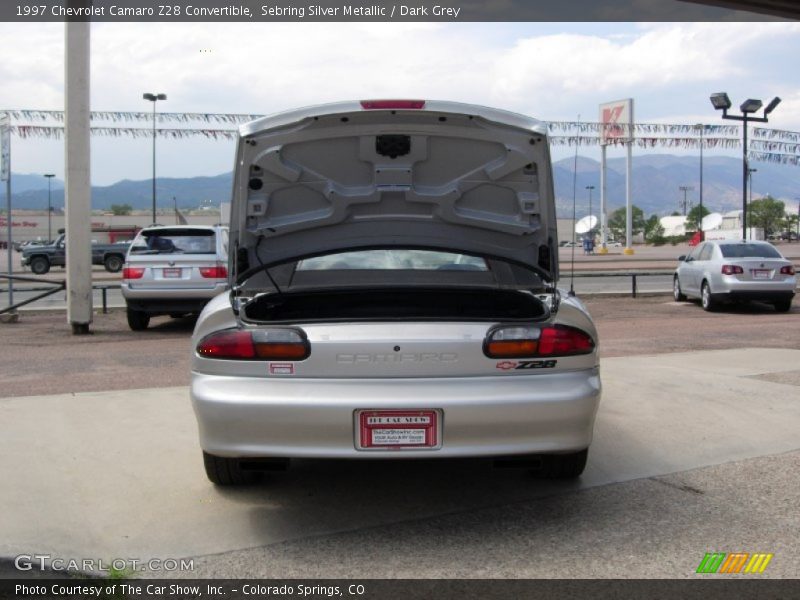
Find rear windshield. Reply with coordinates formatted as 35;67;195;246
297;250;488;271
719;244;782;259
130;229;216;255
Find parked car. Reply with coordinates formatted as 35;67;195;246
20;233;129;274
121;225;229;330
14;239;48;252
673;240;796;312
190;99;601;486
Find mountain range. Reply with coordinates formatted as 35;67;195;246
2;154;798;218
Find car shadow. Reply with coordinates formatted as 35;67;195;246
207;455;597;546
142;314;199;332
699;300;794;314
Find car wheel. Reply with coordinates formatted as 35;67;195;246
673;276;686;301
701;281;717;312
104;255;123;273
202;452;260;486
29;256;50;275
773;299;792;313
531;449;588;479
126;308;150;331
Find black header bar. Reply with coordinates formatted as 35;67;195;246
0;0;791;22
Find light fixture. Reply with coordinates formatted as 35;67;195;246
739;99;763;114
709;93;731;110
764;96;781;115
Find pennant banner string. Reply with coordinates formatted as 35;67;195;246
2;109;262;125
10;125;239;140
752;127;800;142
749;151;800;166
3;109;786;141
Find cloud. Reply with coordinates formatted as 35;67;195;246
1;21;798;183
490;22;800;119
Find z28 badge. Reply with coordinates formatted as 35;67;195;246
496;360;557;371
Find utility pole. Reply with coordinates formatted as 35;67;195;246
65;19;93;334
679;185;694;216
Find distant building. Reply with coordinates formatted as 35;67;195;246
660;215;687;237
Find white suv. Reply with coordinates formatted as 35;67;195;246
121;225;229;330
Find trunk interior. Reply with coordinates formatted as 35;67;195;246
243;287;547;323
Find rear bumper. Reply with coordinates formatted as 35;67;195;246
713;279;795;303
120;283;226;315
191;369;601;459
121;283;226;314
121;283;227;299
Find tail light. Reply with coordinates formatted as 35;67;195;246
780;265;795;275
360;99;426;110
197;328;310;361
122;267;145;279
721;265;744;275
484;325;594;358
199;263;228;279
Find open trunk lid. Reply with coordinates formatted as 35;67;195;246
229;100;558;286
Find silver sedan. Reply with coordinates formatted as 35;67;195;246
673;240;796;312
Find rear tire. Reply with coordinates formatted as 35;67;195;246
104;254;123;273
531;449;588;479
30;256;50;275
773;299;792;313
701;281;717;312
126;308;150;331
203;452;260;486
673;276;686;301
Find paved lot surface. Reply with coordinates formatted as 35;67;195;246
0;293;798;579
0;348;798;578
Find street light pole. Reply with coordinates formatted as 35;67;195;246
586;185;595;232
710;93;780;241
142;92;167;224
748;168;757;208
44;173;55;241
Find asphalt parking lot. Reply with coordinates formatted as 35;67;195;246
0;295;798;580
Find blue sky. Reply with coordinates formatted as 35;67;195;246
1;21;799;185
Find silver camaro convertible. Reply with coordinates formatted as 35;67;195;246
190;100;602;485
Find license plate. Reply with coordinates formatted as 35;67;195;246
356;409;441;450
752;269;770;280
162;268;182;278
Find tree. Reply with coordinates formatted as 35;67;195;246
747;196;785;236
783;213;799;239
644;214;665;243
110;203;133;216
686;204;710;232
608;205;645;241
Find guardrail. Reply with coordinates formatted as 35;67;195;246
0;274;66;315
0;277;121;315
560;270;673;298
1;270;677;315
